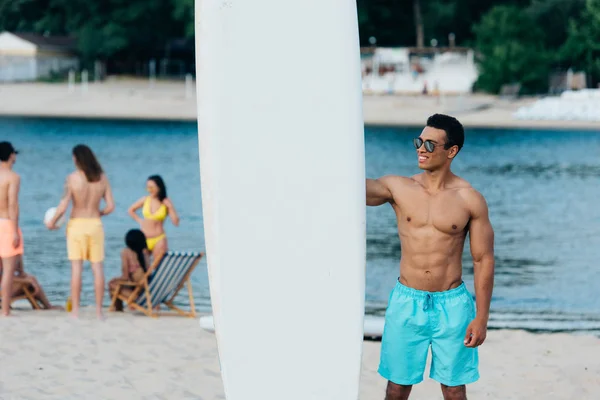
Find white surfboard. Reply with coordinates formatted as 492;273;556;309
195;1;365;399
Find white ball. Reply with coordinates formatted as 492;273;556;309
44;207;65;228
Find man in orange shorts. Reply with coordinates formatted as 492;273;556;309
0;142;23;317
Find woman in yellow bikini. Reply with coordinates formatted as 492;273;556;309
128;175;179;259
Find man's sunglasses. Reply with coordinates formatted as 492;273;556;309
413;137;443;153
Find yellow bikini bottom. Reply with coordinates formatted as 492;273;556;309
146;233;166;251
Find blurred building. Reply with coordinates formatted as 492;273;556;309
0;32;79;82
548;69;587;95
361;46;478;95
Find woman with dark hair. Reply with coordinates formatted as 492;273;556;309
46;144;114;319
72;144;103;182
108;229;150;311
127;175;179;259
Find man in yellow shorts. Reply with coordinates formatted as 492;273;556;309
46;144;115;319
0;142;22;317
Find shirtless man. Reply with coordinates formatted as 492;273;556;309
0;142;22;317
366;114;494;400
46;144;114;319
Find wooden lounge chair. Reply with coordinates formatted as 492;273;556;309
0;277;42;310
109;251;203;318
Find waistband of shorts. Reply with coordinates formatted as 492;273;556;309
0;218;20;229
69;218;102;223
394;279;468;300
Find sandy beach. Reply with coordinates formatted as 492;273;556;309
1;79;600;130
0;308;597;399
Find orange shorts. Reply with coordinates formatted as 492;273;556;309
0;219;24;258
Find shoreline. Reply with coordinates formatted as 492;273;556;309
4;112;600;131
12;299;600;337
1;80;600;130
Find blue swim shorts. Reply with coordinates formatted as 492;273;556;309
378;281;479;387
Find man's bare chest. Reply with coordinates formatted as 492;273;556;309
393;190;471;235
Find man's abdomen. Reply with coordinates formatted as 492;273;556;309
397;231;466;291
398;252;464;292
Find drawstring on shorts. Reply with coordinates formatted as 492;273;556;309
423;294;433;311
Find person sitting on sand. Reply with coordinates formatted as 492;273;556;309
0;255;63;310
108;229;152;311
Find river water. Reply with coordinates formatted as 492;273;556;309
3;117;599;334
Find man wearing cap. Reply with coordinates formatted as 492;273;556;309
0;141;23;316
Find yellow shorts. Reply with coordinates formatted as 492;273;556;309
146;233;166;251
66;218;104;262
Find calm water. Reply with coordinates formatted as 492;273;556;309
2;118;600;334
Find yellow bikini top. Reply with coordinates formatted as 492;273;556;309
142;196;168;221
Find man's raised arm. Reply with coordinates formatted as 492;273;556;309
366;176;395;206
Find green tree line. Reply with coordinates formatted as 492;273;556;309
1;0;599;93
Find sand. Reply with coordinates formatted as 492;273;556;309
0;309;598;399
1;80;600;130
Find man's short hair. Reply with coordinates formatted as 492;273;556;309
426;114;464;153
0;142;18;162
